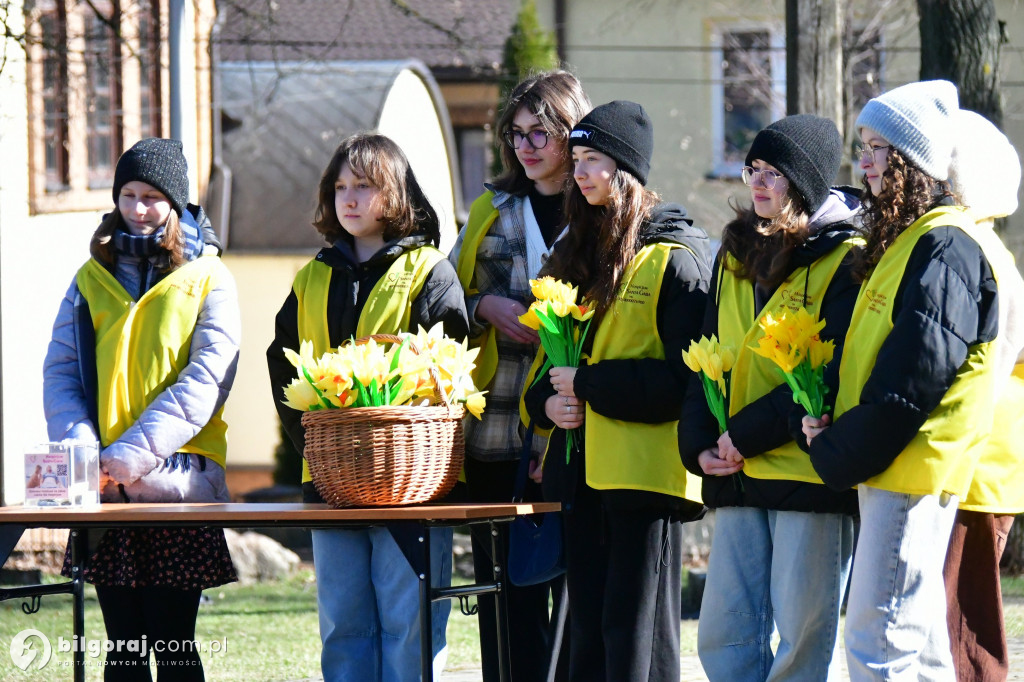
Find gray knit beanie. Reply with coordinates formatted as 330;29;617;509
744;114;843;212
855;79;959;180
113;138;190;216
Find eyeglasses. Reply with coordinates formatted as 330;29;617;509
856;144;891;163
503;129;550;150
741;166;785;190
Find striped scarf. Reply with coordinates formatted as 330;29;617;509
111;211;205;264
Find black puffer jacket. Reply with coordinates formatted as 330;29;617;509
524;203;711;513
266;234;470;502
807;205;999;491
678;190;861;514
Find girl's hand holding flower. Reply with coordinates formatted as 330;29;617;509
698;447;743;476
549;366;578;398
802;413;831;446
546;394;584;430
717;431;745;464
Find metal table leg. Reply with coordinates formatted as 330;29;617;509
70;529;87;682
490;521;510;682
419;524;433;682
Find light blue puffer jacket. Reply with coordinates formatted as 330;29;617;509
42;208;240;502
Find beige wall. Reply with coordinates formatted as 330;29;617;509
538;0;1024;250
218;253;312;468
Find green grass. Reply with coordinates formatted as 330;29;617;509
0;570;492;681
8;569;1020;680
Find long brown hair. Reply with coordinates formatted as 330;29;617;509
491;71;592;196
90;208;186;271
853;148;955;281
542;169;659;321
313;133;440;247
721;187;810;289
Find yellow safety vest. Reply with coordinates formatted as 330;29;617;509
586;243;703;502
960;224;1024;512
719;238;862;483
76;256;229;468
835;206;997;497
962;365;1024;512
454;191;501;390
292;246;445;482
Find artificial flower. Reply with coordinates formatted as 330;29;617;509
519;277;595;462
682;335;735;433
750;307;834;418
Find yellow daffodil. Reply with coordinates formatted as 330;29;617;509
809;337;835;369
278;329;484;411
464;391;487;419
750;307;835;418
282;377;323;411
681;335;735;433
530;276;578;306
283;339;317;370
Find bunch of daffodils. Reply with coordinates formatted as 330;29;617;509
519;276;595;462
750;308;834;418
281;323;486;418
682;335;735;434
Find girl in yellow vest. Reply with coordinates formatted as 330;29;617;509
523;101;711;682
448;70;589;682
42;137;240;678
802;81;999;681
266;133;469;682
679;115;861;681
943;109;1024;682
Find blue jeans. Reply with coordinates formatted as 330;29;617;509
698;506;854;682
845;485;958;681
312;526;452;682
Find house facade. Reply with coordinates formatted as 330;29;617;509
537;0;1024;252
0;0;216;504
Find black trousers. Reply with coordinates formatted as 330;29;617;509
464;457;569;682
94;585;204;682
562;480;684;682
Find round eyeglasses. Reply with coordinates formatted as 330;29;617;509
856;144;891;163
741;166;784;190
503;129;550;150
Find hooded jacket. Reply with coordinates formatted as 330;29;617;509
266;233;470;502
678;189;862;514
42;204;239;501
524;202;711;512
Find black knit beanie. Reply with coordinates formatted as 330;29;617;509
112;138;190;216
744;114;842;213
569;100;654;185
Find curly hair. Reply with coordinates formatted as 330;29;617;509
90;207;186;272
853;148;955;281
541;169;660;323
491;71;592;196
720;187;810;290
312;133;440;247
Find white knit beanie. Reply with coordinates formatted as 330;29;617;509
855;79;959;180
948;110;1021;220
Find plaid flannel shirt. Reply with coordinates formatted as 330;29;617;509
449;187;550;462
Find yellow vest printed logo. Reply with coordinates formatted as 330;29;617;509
836;206;996;497
718;238;861;483
76;256;230;468
292;246;444;482
586;242;702;503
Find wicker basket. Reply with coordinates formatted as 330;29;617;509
300;335;466;507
